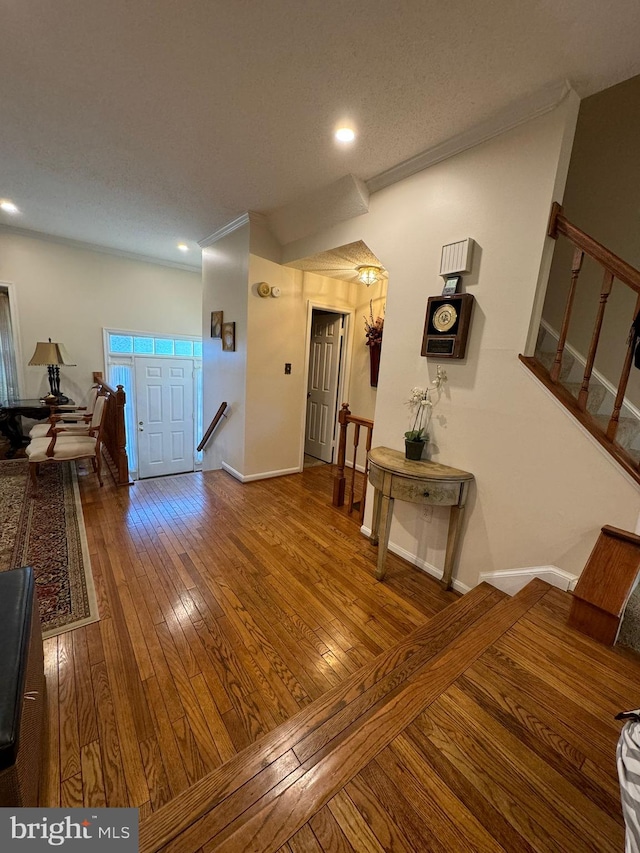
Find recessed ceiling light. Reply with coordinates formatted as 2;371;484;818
0;199;19;214
335;127;356;143
177;243;189;252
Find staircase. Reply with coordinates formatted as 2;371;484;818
520;202;640;485
535;323;640;463
139;579;633;853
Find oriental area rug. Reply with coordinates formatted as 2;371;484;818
0;459;98;638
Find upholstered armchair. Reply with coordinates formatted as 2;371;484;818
29;385;101;440
26;392;108;490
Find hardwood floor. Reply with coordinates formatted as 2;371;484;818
40;463;458;811
140;580;637;853
40;462;637;851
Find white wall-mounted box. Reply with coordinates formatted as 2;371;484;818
440;238;475;276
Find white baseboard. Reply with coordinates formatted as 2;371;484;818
221;462;301;483
358;526;577;597
360;525;471;594
478;565;578;595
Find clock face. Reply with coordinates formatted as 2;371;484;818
432;303;458;333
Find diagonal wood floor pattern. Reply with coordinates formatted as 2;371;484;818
139;578;637;853
40;462;638;851
40;463;458;814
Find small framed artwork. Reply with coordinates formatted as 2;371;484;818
211;310;223;338
221;321;236;352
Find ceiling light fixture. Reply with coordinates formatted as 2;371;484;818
0;199;19;214
177;243;189;252
335;127;356;143
357;265;381;286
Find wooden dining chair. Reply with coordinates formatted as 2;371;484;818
26;392;109;491
29;384;102;439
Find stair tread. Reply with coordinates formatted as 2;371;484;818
563;382;608;413
593;413;640;453
140;579;551;853
594;413;637;427
535;348;575;380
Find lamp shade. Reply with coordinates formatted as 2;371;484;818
28;339;76;366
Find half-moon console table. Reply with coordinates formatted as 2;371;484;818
367;446;474;590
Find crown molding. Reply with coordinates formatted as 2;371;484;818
199;211;268;249
0;224;201;272
198;213;249;248
367;80;575;194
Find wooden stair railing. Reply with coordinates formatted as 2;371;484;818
197;402;228;453
520;202;640;486
332;403;374;523
92;371;132;486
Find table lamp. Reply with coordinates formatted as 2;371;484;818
28;339;76;404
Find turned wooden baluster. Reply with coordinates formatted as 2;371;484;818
347;423;361;513
333;403;374;514
551;247;584;383
607;293;640;442
332;403;350;506
578;270;614;411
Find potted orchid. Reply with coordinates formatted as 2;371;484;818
404;366;447;460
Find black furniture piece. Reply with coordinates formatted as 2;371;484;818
0;566;45;807
0;398;74;457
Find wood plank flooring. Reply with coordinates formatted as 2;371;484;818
40;463;458;811
141;580;638;853
40;462;639;851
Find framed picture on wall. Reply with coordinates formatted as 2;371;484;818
221;321;236;352
211;310;223;338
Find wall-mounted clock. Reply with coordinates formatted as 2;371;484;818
421;293;475;359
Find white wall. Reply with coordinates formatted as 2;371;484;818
240;257;377;477
203;242;386;480
281;98;640;587
245;256;303;476
0;231;201;403
201;224;250;473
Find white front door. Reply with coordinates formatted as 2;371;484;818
305;311;344;462
135;358;194;479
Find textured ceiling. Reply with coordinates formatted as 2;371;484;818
286;241;387;283
2;0;640;268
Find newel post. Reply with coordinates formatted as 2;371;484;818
332;403;350;507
